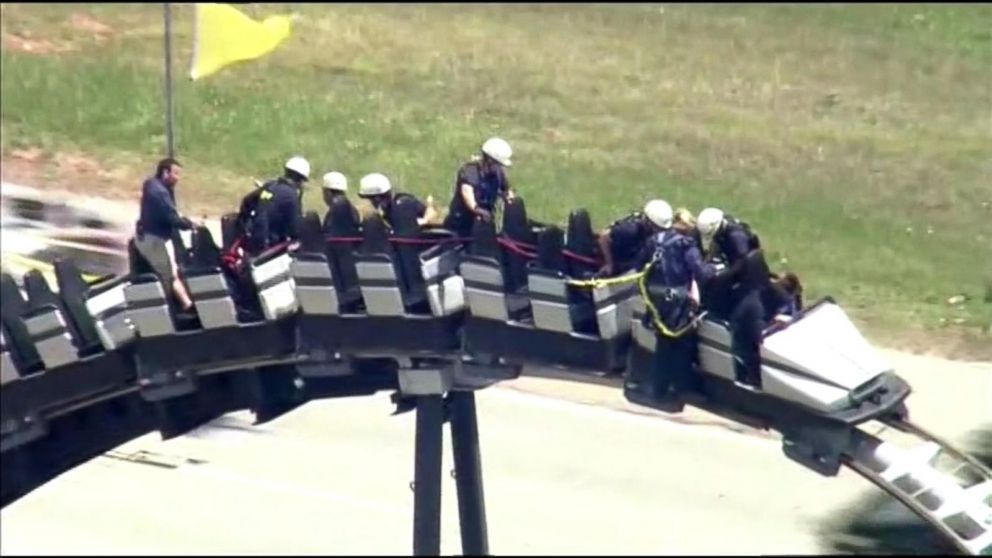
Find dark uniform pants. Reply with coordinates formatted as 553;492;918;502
646;286;698;398
730;288;765;387
651;330;698;398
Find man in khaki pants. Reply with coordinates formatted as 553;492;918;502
133;158;195;315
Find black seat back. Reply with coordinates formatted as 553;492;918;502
470;218;500;259
53;259;105;355
0;272;43;374
23;269;85;342
565;208;599;278
190;225;223;270
389;199;431;312
325;198;364;311
299;211;325;254
1;272;28;317
501;198;534;293
536;226;567;273
221;212;239;251
360;213;391;255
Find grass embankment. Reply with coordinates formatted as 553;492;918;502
2;3;990;358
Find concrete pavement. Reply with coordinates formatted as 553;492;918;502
6;364;981;556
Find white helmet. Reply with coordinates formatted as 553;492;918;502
697;207;725;240
322;171;348;192
481;137;512;167
643;199;674;229
284;156;311;181
359;173;392;197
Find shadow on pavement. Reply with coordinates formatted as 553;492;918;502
819;424;991;555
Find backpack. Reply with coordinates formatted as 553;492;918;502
234;179;277;250
725;214;761;251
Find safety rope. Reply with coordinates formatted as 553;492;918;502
635;269;708;339
565;261;705;339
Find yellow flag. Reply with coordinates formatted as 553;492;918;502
189;3;292;81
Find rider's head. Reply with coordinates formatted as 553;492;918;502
358;172;393;209
156;157;182;187
284;156;311;186
321;171;348;206
672;207;696;233
643;199;674;231
697;207;725;244
481;137;512;171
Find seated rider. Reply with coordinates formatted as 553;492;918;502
358;173;439;230
320;171;361;232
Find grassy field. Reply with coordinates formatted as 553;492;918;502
1;3;990;358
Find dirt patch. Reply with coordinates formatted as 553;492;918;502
2;33;76;55
2;149;139;206
66;13;113;40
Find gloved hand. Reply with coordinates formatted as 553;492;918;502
475;207;492;222
178;216;194;230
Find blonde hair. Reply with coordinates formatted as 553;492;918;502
673;207;696;232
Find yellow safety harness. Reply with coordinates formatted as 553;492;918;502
565;261;706;339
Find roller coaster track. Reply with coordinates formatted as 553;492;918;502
3;285;987;555
1;186;989;555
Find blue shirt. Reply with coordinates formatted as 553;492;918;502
444;160;510;236
137;176;189;240
652;229;716;288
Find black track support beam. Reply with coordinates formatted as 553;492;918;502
449;391;489;555
413;394;445;556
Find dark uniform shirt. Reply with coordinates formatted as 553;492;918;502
136;176;190;240
322;196;361;235
382;192;427;230
252;177;304;248
444;160;510;236
710;218;757;266
608;213;655;272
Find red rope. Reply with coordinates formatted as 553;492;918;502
497;237;537;259
562;249;602;267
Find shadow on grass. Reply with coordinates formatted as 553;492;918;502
819;425;991;555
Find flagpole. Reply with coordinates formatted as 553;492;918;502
163;2;176;158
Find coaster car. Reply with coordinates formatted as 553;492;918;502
123;226;299;402
460;200;639;375
625;250;911;475
1;261;135;452
291;201;465;360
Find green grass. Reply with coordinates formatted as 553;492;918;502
2;3;990;358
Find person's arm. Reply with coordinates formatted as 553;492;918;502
687;243;716;285
459;183;491;220
499;170;515;201
414;196;437;227
597;230;613;275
